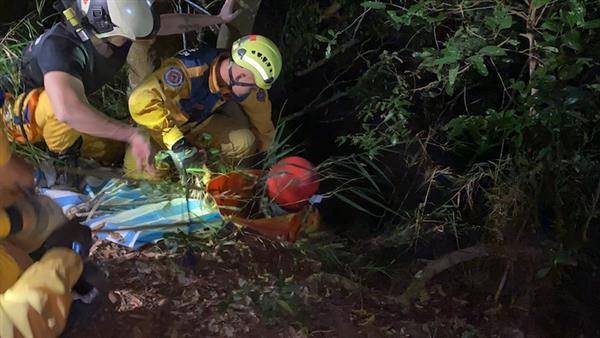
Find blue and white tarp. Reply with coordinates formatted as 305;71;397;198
42;179;224;250
41;189;89;214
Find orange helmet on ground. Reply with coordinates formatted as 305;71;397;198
266;156;319;212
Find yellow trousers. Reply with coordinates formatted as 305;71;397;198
124;102;258;179
1;90;125;165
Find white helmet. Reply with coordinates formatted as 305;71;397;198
77;0;160;40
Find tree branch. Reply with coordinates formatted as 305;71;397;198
399;245;490;308
295;39;359;77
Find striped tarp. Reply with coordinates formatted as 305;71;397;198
42;179;224;250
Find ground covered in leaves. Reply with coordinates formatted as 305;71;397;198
62;227;545;338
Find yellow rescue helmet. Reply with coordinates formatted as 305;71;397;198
231;35;282;90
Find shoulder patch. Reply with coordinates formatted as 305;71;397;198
163;67;184;88
256;89;267;102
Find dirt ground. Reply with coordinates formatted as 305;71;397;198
62;229;545;338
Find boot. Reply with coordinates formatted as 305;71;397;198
68;262;108;327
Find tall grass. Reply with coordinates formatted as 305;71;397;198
0;11;44;92
0;2;50;163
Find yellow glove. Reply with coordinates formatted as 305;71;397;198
0;248;83;338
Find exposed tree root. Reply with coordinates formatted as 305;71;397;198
399;245;490;308
399;244;545;309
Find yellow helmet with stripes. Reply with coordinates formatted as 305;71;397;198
231;35;282;90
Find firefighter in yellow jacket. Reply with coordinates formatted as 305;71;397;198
1;0;241;180
0;94;85;337
126;35;282;177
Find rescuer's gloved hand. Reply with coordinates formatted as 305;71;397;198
0;247;83;338
167;139;207;173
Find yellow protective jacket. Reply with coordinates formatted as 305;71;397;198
0;116;82;337
128;48;275;151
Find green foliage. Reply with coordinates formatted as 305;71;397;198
284;0;371;73
444;109;528;162
338;51;412;157
284;0;600;263
87;68;130;121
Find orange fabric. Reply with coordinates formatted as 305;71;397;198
230;214;301;241
207;169;321;242
231;208;321;242
3;90;43;144
207;170;263;216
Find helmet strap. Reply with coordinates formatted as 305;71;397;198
55;0;91;41
227;62;257;88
